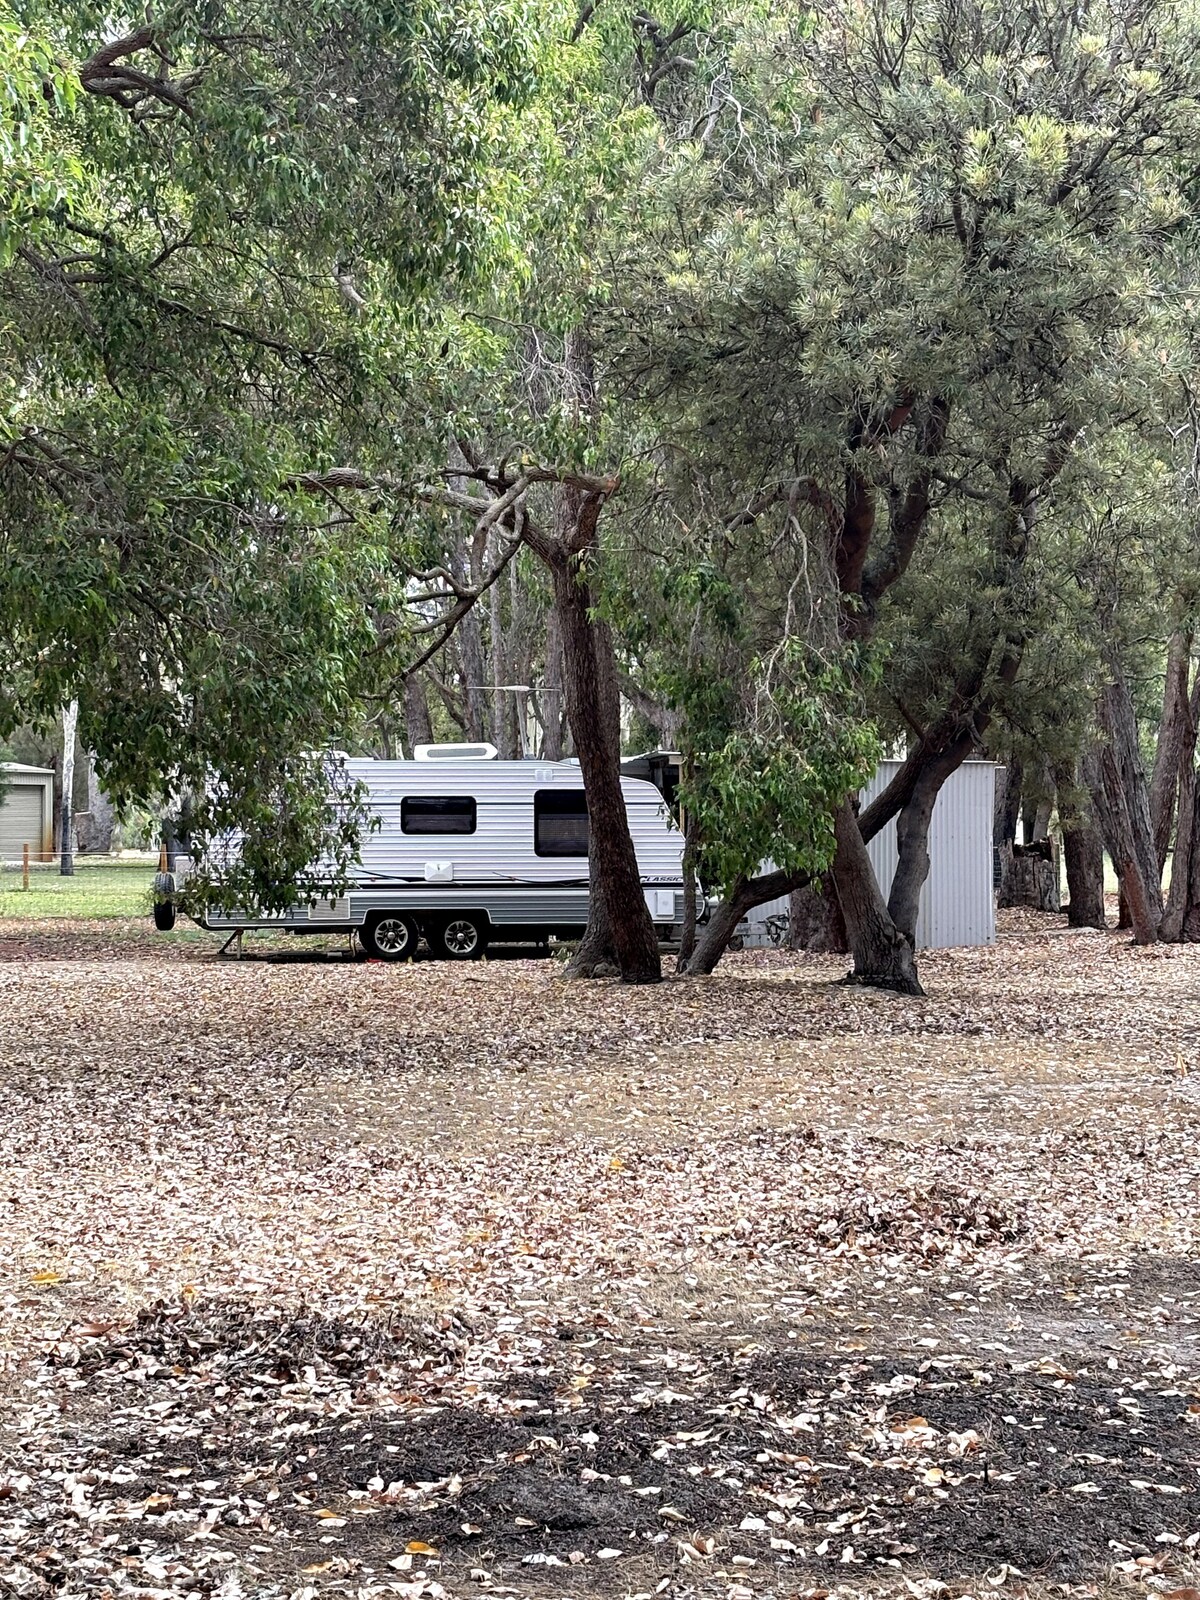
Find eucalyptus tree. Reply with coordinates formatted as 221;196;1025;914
601;0;1200;985
0;0;542;905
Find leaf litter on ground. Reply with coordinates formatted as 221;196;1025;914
0;910;1198;1600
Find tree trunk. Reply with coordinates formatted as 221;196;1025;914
565;834;621;976
995;756;1022;847
60;701;78;876
1005;851;1061;911
676;803;700;970
1056;760;1106;929
552;527;661;985
1062;826;1105;927
1158;677;1200;940
993;758;1021;904
1163;772;1200;941
1090;667;1163;943
403;674;434;755
540;602;567;760
1149;629;1192;872
448;536;488;743
76;753;116;854
488;532;517;759
887;732;975;943
786;875;848;952
830;799;923;995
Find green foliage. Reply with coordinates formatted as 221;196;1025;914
677;644;880;888
0;0;550;906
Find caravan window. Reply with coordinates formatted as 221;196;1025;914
401;796;477;835
534;790;589;856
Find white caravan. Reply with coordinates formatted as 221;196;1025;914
170;757;690;960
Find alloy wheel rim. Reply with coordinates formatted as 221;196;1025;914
374;918;411;955
444;919;479;955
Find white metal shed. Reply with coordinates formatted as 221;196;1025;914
0;764;55;865
742;759;996;950
862;759;995;949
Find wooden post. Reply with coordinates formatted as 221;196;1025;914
159;842;168;873
23;842;30;892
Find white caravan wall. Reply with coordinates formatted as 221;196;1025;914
744;760;996;951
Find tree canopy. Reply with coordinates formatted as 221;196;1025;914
5;0;1200;974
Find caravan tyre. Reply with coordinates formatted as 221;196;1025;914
153;901;176;932
429;914;488;960
361;912;419;962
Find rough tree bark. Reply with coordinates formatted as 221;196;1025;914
676;802;701;970
488;529;517;758
547;516;661;983
887;731;976;943
1149;629;1193;872
786;875;847;952
59;701;78;876
540;603;567;760
830;800;923;995
1055;760;1106;929
994;756;1022;905
1158;671;1200;941
403;674;434;755
1090;666;1163;944
76;752;116;854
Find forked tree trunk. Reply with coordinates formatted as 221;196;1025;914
1149;629;1193;872
830;800;923;996
552;524;661;985
1055;760;1106;930
1091;668;1163;944
786;875;848;952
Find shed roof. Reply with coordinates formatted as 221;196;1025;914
1;762;54;776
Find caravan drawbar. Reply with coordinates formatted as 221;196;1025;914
168;756;691;959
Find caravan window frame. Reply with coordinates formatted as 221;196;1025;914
533;789;589;857
400;795;478;835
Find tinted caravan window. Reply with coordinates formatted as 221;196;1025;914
534;790;589;856
401;796;477;835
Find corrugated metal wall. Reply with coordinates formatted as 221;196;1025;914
0;765;55;864
862;760;996;949
745;761;996;950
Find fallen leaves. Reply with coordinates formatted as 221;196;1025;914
0;915;1199;1598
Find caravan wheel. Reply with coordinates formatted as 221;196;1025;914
361;912;419;962
429;914;489;960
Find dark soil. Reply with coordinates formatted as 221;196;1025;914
12;1286;1199;1596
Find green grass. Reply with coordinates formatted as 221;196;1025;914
0;858;154;920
